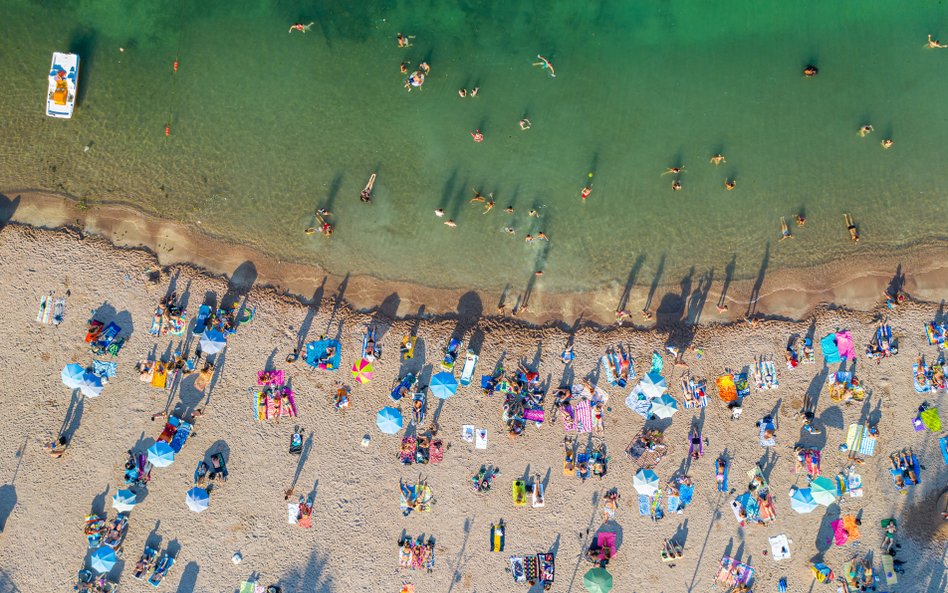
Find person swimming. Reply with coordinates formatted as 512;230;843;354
458;89;467;98
519;118;532;130
397;33;415;48
927;34;947;48
724;179;736;190
504;206;515;214
434;208;445;217
471;129;484;142
881;138;894;149
780;217;793;240
844;213;859;242
528;209;540;218
662;166;685;176
444;219;457;228
289;22;315;34
483;196;495;214
470;87;479;97
580;186;592;202
710;154;726;165
858;124;873;137
671;179;682;191
795;214;806;226
360;173;376;203
803;65;819;76
532;55;556;77
400;62;409;74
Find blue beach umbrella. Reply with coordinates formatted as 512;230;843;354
789;486;818;514
376;407;403;434
185;487;210;512
430;372;459;400
111;489;137;512
61;364;85;389
90;546;117;573
810;476;837;506
637;371;667;400
146;442;176;467
199;329;227;354
79;372;104;398
649;393;679;419
633;469;659;496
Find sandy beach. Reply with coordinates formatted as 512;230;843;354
0;221;945;592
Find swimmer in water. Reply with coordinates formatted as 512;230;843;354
458;89;467;98
289;22;315;34
581;186;592;202
803;65;819;77
419;62;430;74
397;33;415;48
528;209;540;218
444;219;457;228
316;208;331;216
710;154;726;165
672;180;682;191
304;227;316;235
504;206;515;214
858;124;873;137
662;167;685;176
532;55;556;77
483;194;495;213
520;118;532;130
471;87;479;97
780;217;793;240
434;208;445;217
470;189;485;203
400;62;409;74
525;234;534;243
881;138;894;149
537;232;548;241
471;129;484;142
724;179;736;190
795;214;806;226
360;173;376;203
503;227;516;235
535;270;543;276
844;213;859;242
927;34;947;48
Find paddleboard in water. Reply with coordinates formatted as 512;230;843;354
36;294;48;322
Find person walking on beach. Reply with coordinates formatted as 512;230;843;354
844;213;860;242
533;55;556;77
289;22;314;34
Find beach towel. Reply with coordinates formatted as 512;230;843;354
601;354;621;387
151;366;168;389
92;359;117;379
257;370;285;385
847;472;863;497
287;502;299;525
461;425;475;443
846;425;878;457
532;481;545;508
821;334;841;363
509;556;526;582
650;351;664;374
667;495;680;514
475;428;488;450
460;352;478;386
769;535;791;561
940;436;948;464
524;408;544;423
881;554;898;585
430;439;444;464
537;552;554;583
490;522;505;552
734;373;751;398
716;556;755;587
523;555;539;582
304;338;342;370
760;360;778;389
169;420;192;453
624;392;652;418
563;400;593;432
680;484;694;506
683;378;708;408
638;494;651;515
805;449;821;477
759;421;776;447
836;331;855;360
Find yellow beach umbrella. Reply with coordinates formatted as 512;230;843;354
352;358;374;384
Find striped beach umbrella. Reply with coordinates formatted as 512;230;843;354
351;358;374;384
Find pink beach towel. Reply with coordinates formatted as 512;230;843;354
524;408;545;422
563;401;593;433
258;370;285;386
836;331;855;360
831;519;848;545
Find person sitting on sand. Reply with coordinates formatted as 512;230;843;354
44;435;68;458
844;213;859;242
780;217;793;240
928;34;947;48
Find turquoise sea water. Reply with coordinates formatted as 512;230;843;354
2;0;947;293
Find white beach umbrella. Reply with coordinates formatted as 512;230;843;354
633;469;659;496
649;393;679;419
636;371;667;400
199;329;227;354
111;489;137;512
61;364;85;389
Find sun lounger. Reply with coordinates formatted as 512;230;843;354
210;452;228;481
441;337;461;371
490;520;505;552
390;373;415;402
512;480;527;507
148;551;175;587
460;350;478;386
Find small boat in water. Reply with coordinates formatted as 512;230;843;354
47;52;79;118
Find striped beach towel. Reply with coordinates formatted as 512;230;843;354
563;400;593;433
846;424;877;457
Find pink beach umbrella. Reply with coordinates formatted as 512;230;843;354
352;358;374;384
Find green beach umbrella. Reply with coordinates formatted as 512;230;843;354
810;476;837;506
584;567;613;593
921;407;941;431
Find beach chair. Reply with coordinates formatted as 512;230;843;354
460;350;478;386
390;373;416;402
489;520;506;552
591;445;608;479
210;452;228;482
103;513;129;549
441;338;461;371
148;551;175;587
411;390;427;425
361;326;381;361
133;547;158;580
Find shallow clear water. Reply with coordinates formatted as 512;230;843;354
3;0;947;293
